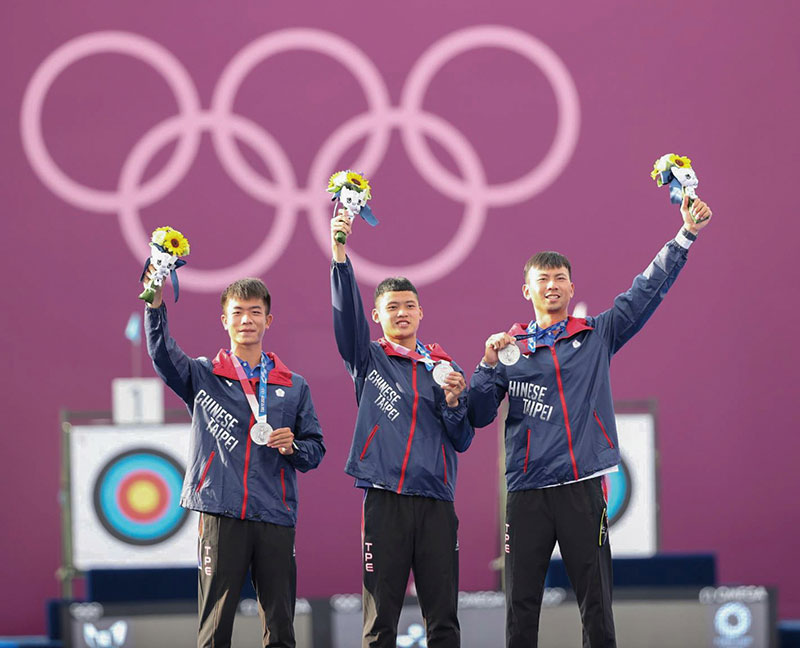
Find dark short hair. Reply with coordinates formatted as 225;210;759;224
220;278;271;313
523;251;572;281
374;277;419;304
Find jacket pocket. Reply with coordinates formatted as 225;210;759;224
523;428;532;473
267;392;288;429
359;425;379;460
280;468;291;511
594;411;614;449
195;450;216;492
441;444;448;485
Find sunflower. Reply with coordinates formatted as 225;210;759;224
669;154;692;169
651;153;692;183
153;226;190;256
346;171;371;199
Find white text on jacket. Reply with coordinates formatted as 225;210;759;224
194;389;241;451
508;380;554;421
368;369;401;421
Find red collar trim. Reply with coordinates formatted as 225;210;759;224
211;350;294;386
507;316;593;346
563;316;593;337
378;338;453;363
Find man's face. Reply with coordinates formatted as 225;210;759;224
523;265;574;317
221;297;272;348
372;291;423;342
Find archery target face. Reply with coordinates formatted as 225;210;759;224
70;424;198;569
606;456;632;526
93;448;188;545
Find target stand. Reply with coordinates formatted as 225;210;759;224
58;409;194;598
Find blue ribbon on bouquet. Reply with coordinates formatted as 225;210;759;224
657;170;686;205
138;244;187;302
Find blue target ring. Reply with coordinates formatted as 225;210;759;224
93;448;188;545
606;456;632;526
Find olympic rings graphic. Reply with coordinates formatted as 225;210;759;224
21;26;580;288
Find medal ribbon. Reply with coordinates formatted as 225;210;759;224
414;341;436;372
507;320;567;354
525;320;568;352
507;323;537;355
230;352;269;425
380;337;438;370
525;321;539;353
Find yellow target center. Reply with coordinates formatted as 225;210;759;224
126;480;160;514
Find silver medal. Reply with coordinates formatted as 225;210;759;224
498;343;521;366
432;361;454;386
250;421;273;446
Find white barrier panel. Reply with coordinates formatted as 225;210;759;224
61;599;313;648
606;412;658;556
330;587;775;648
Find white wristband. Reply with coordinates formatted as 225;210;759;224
674;227;697;250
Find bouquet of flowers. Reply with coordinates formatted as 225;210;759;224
650;153;699;207
327;170;378;244
138;226;190;303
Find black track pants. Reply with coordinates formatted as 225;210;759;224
197;512;297;648
505;478;616;648
361;488;460;648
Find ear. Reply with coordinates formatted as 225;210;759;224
371;308;380;323
265;313;274;329
569;282;575;298
221;312;228;329
522;283;531;301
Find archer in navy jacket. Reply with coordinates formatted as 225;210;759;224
146;303;325;527
331;257;474;501
469;233;698;491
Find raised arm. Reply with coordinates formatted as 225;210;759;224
143;265;196;404
593;196;713;354
330;212;371;378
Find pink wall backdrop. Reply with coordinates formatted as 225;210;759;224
3;0;799;635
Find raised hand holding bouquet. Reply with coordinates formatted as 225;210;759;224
650;153;709;224
138;226;190;303
327;170;378;244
